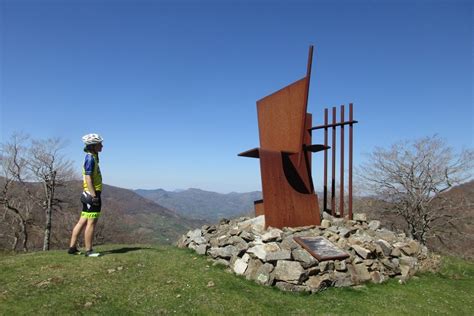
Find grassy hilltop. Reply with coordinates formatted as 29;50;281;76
1;245;473;315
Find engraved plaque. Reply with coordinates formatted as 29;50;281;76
293;236;349;261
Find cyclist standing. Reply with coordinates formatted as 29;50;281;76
68;133;104;257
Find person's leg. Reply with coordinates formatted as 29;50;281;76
84;218;98;251
69;217;87;248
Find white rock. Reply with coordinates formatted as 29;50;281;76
338;227;351;238
376;239;393;256
274;261;305;283
401;240;420;256
400;256;417;268
400;265;411;278
247;244;266;260
391;247;402;257
176;235;187;248
249;243;282;261
376;229;397;243
244;258;263;280
238;215;265;232
195;244;208;255
255;263;274;286
353;256;363;264
319;260;335;272
335;260;347;271
241;253;251;263
348;234;372;244
353;263;371;282
352;245;372;259
261;228;283;242
264;242;280;252
208;245;237;259
280;236;300;250
233;258;249;275
239;231;254;241
187;229;202;239
368;220;381;231
265;250;291;261
292;249;318;268
333;271;353;288
192;236;207;245
322;212;335;221
321;219;331;228
353;213;367;222
252;235;264;245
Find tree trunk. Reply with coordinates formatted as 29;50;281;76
43;205;52;251
42;178;55;251
16;218;28;252
12;234;18;251
3;205;30;252
21;220;28;252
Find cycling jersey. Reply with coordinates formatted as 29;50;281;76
82;153;103;192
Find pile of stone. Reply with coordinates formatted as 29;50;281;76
177;213;429;293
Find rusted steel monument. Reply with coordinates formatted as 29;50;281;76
239;45;357;228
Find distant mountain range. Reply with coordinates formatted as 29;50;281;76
98;184;206;243
135;188;262;222
0;179;205;251
4;176;471;259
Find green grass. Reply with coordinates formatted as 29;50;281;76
1;245;473;315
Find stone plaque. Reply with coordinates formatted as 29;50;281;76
293;236;349;261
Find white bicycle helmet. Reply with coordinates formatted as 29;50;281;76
82;133;104;145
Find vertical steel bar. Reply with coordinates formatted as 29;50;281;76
324;108;328;213
340;105;345;218
349;103;353;220
306;45;313;81
331;107;336;216
299;45;314;167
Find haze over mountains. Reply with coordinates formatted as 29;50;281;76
135;188;262;222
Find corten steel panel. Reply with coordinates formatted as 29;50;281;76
288;114;314;194
254;200;265;217
259;148;321;229
257;78;308;153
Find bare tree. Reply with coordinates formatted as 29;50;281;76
358;135;473;244
0;134;36;251
0;134;76;251
27;138;75;250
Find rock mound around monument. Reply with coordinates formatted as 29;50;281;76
177;213;430;293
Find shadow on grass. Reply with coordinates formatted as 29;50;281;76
100;247;156;255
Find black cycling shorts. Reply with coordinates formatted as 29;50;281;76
80;191;102;218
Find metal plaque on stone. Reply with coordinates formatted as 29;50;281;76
293;236;349;261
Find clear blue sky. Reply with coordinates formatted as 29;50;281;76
1;0;472;193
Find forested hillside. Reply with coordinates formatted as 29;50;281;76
0;179;204;251
135;188;262;222
353;181;474;259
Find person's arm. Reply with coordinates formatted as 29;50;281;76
83;154;98;203
85;175;96;197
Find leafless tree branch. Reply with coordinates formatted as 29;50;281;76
357;135;473;244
